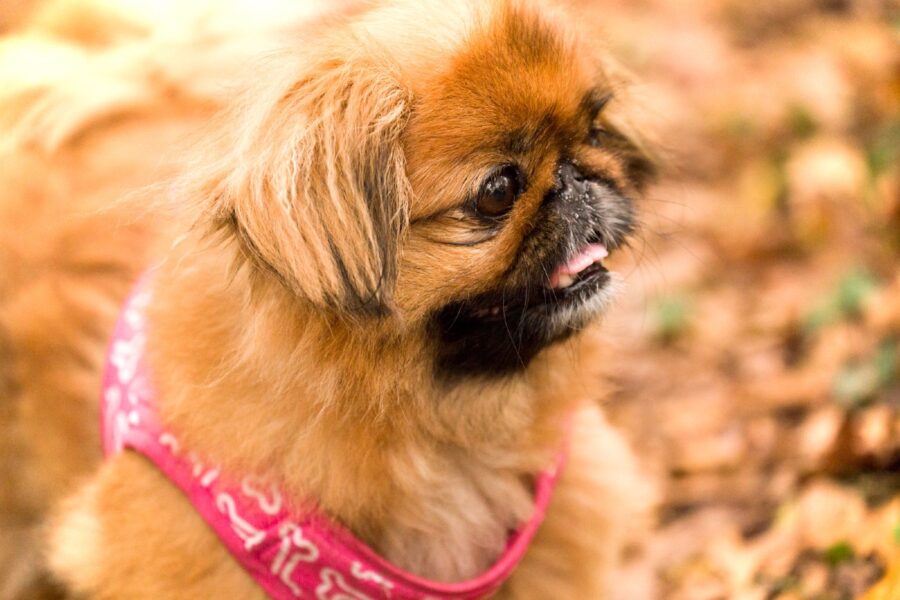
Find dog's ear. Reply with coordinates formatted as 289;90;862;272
202;50;412;315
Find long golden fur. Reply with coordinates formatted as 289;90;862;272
0;0;655;598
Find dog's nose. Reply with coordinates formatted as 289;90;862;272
557;161;587;183
550;162;590;199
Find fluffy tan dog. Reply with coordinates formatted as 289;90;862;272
0;0;655;598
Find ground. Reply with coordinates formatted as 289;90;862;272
579;0;900;598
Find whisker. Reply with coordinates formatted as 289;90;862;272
500;287;526;371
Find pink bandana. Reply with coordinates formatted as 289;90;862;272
101;280;567;599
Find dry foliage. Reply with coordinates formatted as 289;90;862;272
571;0;900;597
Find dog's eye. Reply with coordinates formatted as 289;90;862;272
474;166;523;220
589;126;609;148
587;93;613;148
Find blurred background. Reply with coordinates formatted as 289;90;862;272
575;0;900;598
1;0;899;598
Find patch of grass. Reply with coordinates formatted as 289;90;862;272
865;120;900;179
652;294;694;342
873;340;898;386
823;541;855;566
832;341;898;409
788;104;818;140
836;270;880;318
805;268;880;333
833;362;881;408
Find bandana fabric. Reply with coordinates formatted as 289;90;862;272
101;280;567;600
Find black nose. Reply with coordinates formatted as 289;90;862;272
546;162;591;206
555;161;589;190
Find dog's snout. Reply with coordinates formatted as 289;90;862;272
537;159;636;255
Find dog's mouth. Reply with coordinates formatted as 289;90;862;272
462;242;612;323
548;242;609;291
431;237;620;379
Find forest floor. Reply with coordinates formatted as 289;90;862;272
579;0;900;598
1;0;897;597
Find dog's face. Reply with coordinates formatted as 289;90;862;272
207;0;653;381
397;4;653;379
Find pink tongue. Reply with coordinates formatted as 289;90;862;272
550;243;609;287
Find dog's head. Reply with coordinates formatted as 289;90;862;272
200;0;654;380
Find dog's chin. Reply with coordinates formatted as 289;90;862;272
431;265;620;380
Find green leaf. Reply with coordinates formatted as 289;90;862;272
805;300;842;334
833;361;881;409
835;269;879;318
866;120;900;178
653;294;693;342
874;341;898;386
823;541;855;566
805;268;880;334
787;104;818;140
832;341;898;409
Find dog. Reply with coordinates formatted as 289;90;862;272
0;0;656;598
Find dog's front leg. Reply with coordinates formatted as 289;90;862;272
496;406;654;600
47;453;268;600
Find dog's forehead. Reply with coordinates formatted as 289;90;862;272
444;3;595;140
403;2;601;215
